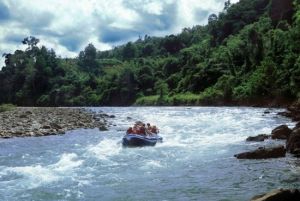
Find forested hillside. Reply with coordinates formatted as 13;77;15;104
1;0;299;106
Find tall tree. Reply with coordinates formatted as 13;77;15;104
78;43;97;71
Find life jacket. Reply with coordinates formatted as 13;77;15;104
151;127;158;134
127;128;133;134
138;127;146;135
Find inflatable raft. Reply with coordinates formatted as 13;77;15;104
122;134;163;147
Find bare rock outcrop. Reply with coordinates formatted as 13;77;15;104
251;189;300;201
286;128;300;156
234;146;286;159
246;134;270;142
271;125;292;140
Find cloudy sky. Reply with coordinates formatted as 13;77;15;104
0;0;239;67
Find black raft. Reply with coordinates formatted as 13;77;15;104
122;134;163;147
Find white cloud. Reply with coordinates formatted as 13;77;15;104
143;1;164;15
0;0;240;68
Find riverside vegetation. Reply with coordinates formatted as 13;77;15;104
0;0;300;107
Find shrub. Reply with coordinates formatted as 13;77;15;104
36;95;50;106
0;104;16;113
172;93;201;105
135;95;159;105
199;87;224;104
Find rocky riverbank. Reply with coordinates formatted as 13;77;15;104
0;107;111;138
235;101;300;159
234;101;300;200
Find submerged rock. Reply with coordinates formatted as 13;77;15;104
234;146;286;159
99;124;108;131
251;189;300;201
246;134;270;142
294;122;300;130
271;125;292;140
286;102;300;121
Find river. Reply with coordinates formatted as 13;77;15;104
0;107;299;201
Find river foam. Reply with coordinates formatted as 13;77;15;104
2;153;83;188
0;107;298;201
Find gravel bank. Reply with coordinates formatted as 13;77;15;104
0;107;110;138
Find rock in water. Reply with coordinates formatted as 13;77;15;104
271;125;292;140
294;122;300;130
251;189;300;201
286;128;300;155
99;125;108;131
246;134;270;142
234;146;286;159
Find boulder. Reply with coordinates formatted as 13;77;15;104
93;116;101;121
42;125;51;129
101;114;110;118
57;129;66;135
288;102;300;121
294;122;300;130
251;189;300;201
271;125;292;140
277;111;293;118
286;128;300;155
49;122;62;130
19;114;28;118
246;134;270;142
292;115;300;122
99;125;108;131
25;111;33;115
234;146;286;159
77;122;85;127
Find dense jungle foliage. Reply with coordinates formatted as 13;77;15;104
0;0;299;106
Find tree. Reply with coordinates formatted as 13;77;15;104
78;43;97;71
224;0;231;11
162;35;185;54
22;36;40;51
154;80;169;100
208;14;218;24
122;42;137;59
142;43;155;56
208;14;219;46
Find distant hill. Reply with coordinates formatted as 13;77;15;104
0;0;299;106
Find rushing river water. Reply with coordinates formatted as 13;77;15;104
0;107;299;201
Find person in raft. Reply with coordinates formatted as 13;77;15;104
126;127;133;134
126;123;146;135
146;123;159;134
126;122;159;135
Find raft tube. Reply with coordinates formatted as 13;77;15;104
122;134;163;147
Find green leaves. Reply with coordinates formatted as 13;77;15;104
1;0;299;106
